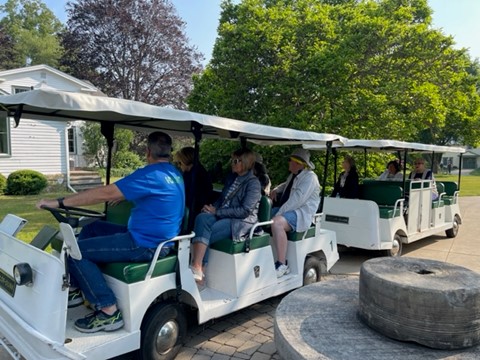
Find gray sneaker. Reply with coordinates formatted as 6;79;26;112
276;263;290;278
74;310;124;333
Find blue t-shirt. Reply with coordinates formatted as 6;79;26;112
115;162;185;248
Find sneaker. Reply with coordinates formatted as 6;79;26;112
68;288;84;308
276;262;290;278
74;310;124;333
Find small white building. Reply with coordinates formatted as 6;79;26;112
441;148;479;170
0;65;102;182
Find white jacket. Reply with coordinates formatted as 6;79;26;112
274;169;320;232
378;170;403;181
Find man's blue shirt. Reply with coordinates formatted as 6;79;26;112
115;162;185;248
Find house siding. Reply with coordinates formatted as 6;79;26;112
0;65;100;177
0;119;67;177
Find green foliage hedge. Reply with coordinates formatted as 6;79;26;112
6;170;48;195
0;173;6;195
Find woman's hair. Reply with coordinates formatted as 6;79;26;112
387;160;401;173
232;148;256;172
344;155;356;170
174;147;195;166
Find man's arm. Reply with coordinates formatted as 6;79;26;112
36;184;124;209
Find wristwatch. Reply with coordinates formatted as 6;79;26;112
57;197;66;209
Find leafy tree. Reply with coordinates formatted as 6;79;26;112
188;0;480;181
61;0;202;108
0;0;64;68
81;122;144;171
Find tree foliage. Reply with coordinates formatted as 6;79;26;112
188;0;480;149
61;0;203;109
0;0;64;68
81;122;144;171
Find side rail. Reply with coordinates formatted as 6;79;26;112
144;232;195;281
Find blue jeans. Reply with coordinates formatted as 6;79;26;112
68;220;168;310
192;213;232;265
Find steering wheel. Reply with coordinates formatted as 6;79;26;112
41;205;105;229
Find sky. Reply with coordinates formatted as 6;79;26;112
3;0;479;64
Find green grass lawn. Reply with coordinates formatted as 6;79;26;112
0;192;103;242
435;174;480;197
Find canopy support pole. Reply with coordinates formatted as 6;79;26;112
100;122;115;186
188;122;203;232
458;153;463;191
319;141;332;213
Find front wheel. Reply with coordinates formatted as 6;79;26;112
446;215;460;238
383;234;403;257
303;255;327;286
137;303;187;360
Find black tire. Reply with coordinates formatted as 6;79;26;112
303;255;326;286
382;233;402;257
358;257;480;350
137;303;187;360
445;214;460;238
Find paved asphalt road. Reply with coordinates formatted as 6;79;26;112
1;196;478;360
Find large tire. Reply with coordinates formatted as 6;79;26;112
358;257;480;350
446;214;460;238
303;255;326;286
382;233;402;257
137;303;187;360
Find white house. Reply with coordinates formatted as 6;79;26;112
0;64;102;185
441;148;480;170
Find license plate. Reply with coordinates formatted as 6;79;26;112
0;268;16;297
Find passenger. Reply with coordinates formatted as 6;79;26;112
378;160;403;181
36;132;184;333
269;149;320;278
190;148;261;284
254;152;271;196
174;147;213;218
409;157;438;199
331;155;359;198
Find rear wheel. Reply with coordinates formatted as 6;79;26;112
303;255;327;286
137;303;187;360
383;234;402;257
446;215;460;238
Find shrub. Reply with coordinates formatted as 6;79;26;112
470;168;480;176
0;173;6;194
6;170;48;195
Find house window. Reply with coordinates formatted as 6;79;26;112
0;116;10;155
68;127;77;154
13;86;31;94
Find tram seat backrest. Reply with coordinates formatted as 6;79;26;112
360;184;403;207
442;181;458;196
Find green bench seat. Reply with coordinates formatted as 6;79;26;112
210;234;271;254
379;206;401;219
431;200;445;208
443;196;455;205
100;253;177;284
287;227;316;241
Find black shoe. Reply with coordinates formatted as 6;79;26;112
68;288;84;308
74;310;124;333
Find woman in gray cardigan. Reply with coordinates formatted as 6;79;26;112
190;148;261;284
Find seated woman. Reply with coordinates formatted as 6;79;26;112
331;155;359;199
378;160;403;181
190;148;261;283
174;147;213;219
409;157;438;200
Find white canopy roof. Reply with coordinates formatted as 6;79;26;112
304;139;465;154
0;89;345;146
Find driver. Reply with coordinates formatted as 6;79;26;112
36;131;184;333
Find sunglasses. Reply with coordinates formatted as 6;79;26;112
231;158;242;165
